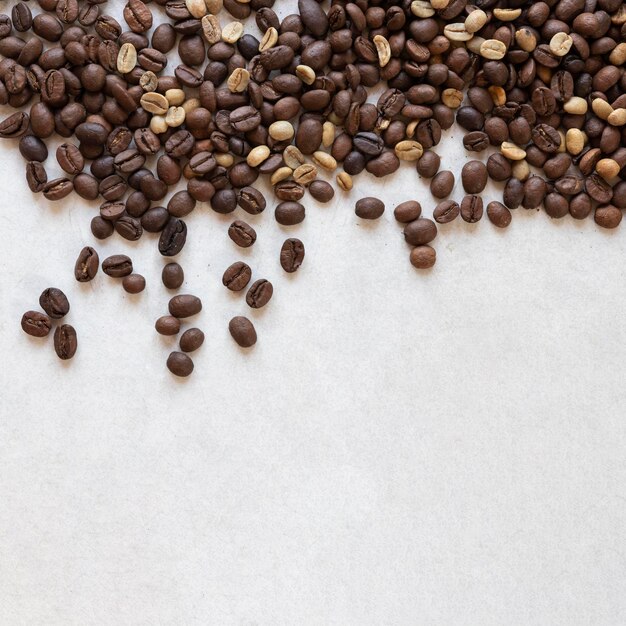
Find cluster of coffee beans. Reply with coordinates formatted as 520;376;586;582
6;0;626;374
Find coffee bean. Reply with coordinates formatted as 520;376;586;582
275;201;305;226
430;170;455;199
309;180;334;203
433;200;460;224
54;324;77;360
246;279;273;308
410;245;436;269
394;201;422;223
91;216;114;240
19;135;48;162
74;246;99;282
416;151;440;178
122;274;146;294
355;197;385;220
168;294;202;317
237;187;266;214
486;201;512;228
222;261;252;291
102;254;133;277
179;328;204;352
155;315;181;335
594;205;622;229
460;195;484;223
280;238;305;273
21;310;52;338
43;178;73;201
159;217;187;256
39;287;69;319
26;161;47;192
404;218;437;246
522;176;547;209
544;193;569;219
162;262;184;289
461;161;488;194
228;316;257;347
167;351;194;376
228;220;257;248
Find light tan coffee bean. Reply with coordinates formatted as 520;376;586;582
295;64;316;85
150;115;168;134
611;4;626;24
182;98;200;114
444;23;473;41
376;117;390;131
488;86;506;106
465;9;488;33
322;121;335;147
441;88;463;108
512;160;530;181
565;128;585;155
466;36;485;54
501;142;526;160
609;43;626;66
141;92;169;115
293;164;317;185
259;27;278;52
591;98;613;120
117;43;137;74
557;130;567;153
549;32;573;56
215;153;234;167
186;0;207;18
608;108;626;126
166;106;186;127
312;151;337;171
222;21;243;43
563;96;587;115
201;15;221;43
406;119;419;138
480;39;507;60
269;120;294;141
394;140;424;161
430;0;450;8
493;8;521;20
373;35;391;67
410;0;435;17
247;145;270;167
140;71;158;92
227;68;250;93
515;28;537;52
336;172;353;191
270;166;293;185
596;158;620;180
283;145;305;169
165;89;185;106
204;0;222;13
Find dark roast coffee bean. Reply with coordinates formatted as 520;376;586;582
228;220;257;248
162;262;184;289
228;316;257;348
309;180;334;203
26;161;47;192
280;238;305;273
102;254;133;277
39;287;69;319
503;178;525;210
122;273;146;294
403;218;437;246
461;161;488;194
211;189;237;214
246;279;273;308
179;328;204;353
394;201;422;223
167;351;194;377
74;246;99;282
355;197;385;219
522;176;547;209
238;187;266;214
56;142;84;175
54;324;77;360
460;195;484;223
433;200;460;224
155;315;180;335
21;310;52;338
169;294;202;318
222;261;252;291
570;193;592;220
544;193;569;219
532;123;561;153
19;135;48;162
275;201;305;225
43;177;74;201
486;201;512;228
159;217;187;256
430;170;455;199
594;205;622;229
416;151;440;178
115;215;143;241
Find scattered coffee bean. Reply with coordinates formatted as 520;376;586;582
228;220;257;248
179;328;204;353
355;197;385;220
430;171;455;199
168;294;202;318
167;351;194;377
74;247;99;282
162;262;184;289
280;238;305;273
53;324;77;360
410;246;436;269
122;274;146;294
39;287;69;319
21;311;52;338
229;316;257;348
155;315;181;335
487;202;512;228
222;261;252;291
246;279;273;308
102;255;133;277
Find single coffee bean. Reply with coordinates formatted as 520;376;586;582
403;218;437;246
394;201;422;223
410;245;436;269
54;324;77;360
355;197;385;220
159;217;187;256
122;274;146;294
19;135;48;162
544;192;569;219
168;294;202;317
275;201;305;226
569;193;592;220
155;315;181;335
21;310;52;338
486;201;512;228
416;151;440;178
162;262;184;289
74;246;99;282
433;200;460;224
309;180;334;203
228;220;257;248
222;261;252;291
460;195;484;223
179;328;204;352
237;186;266;214
430;170;455;198
91;216;114;240
39;287;69;319
503;178;525;210
246;279;273;308
228;316;257;348
167;351;194;377
43;178;73;201
102;254;133;277
522;176;547;209
594;205;622;229
26;161;47;192
461;161;488;194
280;238;305;273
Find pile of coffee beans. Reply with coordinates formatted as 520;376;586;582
8;0;626;375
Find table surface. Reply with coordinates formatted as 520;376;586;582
1;3;626;623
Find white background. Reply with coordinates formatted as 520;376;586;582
2;3;626;624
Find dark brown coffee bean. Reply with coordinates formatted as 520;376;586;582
169;294;202;318
211;189;237;214
309;180;334;203
42;178;73;201
416;151;440;178
39;287;69;319
122;273;146;294
167;190;196;217
532;123;561;153
229;316;257;348
56;142;84;175
115;215;143;241
403;218;437;246
124;0;153;33
102;254;133;277
237;187;266;214
486;201;512;228
433;200;460;224
19;135;48;162
159;217;187;256
522;176;547;209
409;245;436;269
355;197;385;220
275;201;305;225
280;238;305;273
74;246;99;282
26;161;47;192
0;111;29;137
430;170;454;199
21;310;52;338
222;261;252;291
167;351;194;376
179;328;204;353
460;195;484;223
161;262;184;290
155;315;180;335
503;178;524;210
228;220;257;248
54;324;77;360
585;173;613;203
100;201;126;221
366;151;400;178
394;201;421;223
461;161;488;195
486;154;512;182
463;131;489;152
246;279;273;308
594;204;622;229
544;192;569;219
296;118;323;155
569;193;592;220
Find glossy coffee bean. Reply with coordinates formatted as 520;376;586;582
53;324;77;360
21;310;52;337
39;287;69;319
74;246;99;282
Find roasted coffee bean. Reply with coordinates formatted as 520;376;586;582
486;201;512;228
222;261;252;291
544;193;569;219
74;246;99;282
394;201;422;223
461;161;488;194
522;176;547;209
21;310;52;338
410;246;436;270
91;216;114;240
167;351;194;376
238;187;266;214
228;316;257;348
115;215;143;241
26;161;47;192
122;273;146;294
162;262;184;289
355;197;385;220
228;220;257;248
211;189;237;214
403;218;437;246
54;324;77;360
56;143;83;175
280;238;305;273
532;123;561;153
569;193;592;220
169;294;202;318
430;170;455;199
39;287;69;319
155;315;180;335
246;279;273;308
19;135;48;162
167;190;196;217
594;205;622;229
309;180;334;203
275;201;305;225
179;328;204;353
460;195;484;223
0;111;30;138
433;200;460;224
159;217;187;256
416;151;440;178
102;254;133;277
